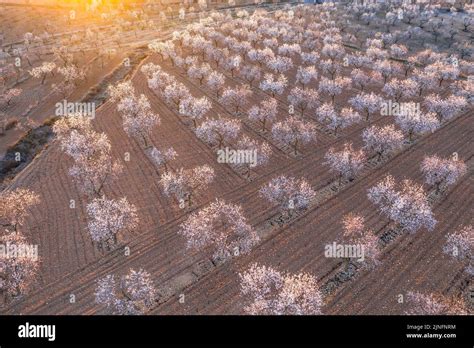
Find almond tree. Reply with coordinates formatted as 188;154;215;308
420;155;467;193
205;71;225;97
296;66;318;89
382;78;418;102
318;76;351;103
0;231;39;301
235;136;272;178
267;56;293;74
148;70;176;96
87;196;138;250
260;175;315;216
0;88;22;106
390;44;408;59
374;59;402;83
325;143;365;183
367;175;436;233
145;146;177;173
272;116;317;155
187;62;212;85
141;62;162;79
260;73;288;97
319;59;341;79
349;92;383;121
408;49;443;68
405;291;447;315
57;65;85;87
450;78;474;105
288;87;319;116
163;82;191;109
179;96;212;128
226;41;251;59
178;199;259;260
170;52;185;68
301;51;320;65
424;61;459;87
340;213;381;269
117;94;160;148
424;94;468;122
248;48;275;67
362;125;404;160
410;68;437;96
394;112;439;140
239;263;322;315
322;43;345;61
369;70;384;86
278;43;301;58
248;98;278;131
263;38;279;50
350;69;370;91
443;225;473;275
219;85;252;114
195;117;241;148
405;291;466;315
342;213;366;240
239;65;261;86
346;53;371;69
0;188;40;232
95;268;156;315
317;104;361;135
159;165;215;207
108;81;135;102
53;116;122;197
29;61;56;84
148;39;175;61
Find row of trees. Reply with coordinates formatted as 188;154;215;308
161;11;469;154
52;115;138;251
91;5;474;315
0;188;41;301
367;152;467;235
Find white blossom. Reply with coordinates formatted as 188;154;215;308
159;165;215;207
367;176;436;233
349;92;383;121
0;232;39;298
443;225;473;275
248;98;278;131
179;96;212;127
219;85;252;114
260;175;315;214
0;188;40;232
260;73;288;97
362;124;404;160
205;71;225;97
272;116;317;155
395;111;439;140
178;199;258;260
95;268;156;315
421;155;467;191
239;263;322;315
195;117;241;148
86;196;138;247
288;87;319;116
325;143;365;182
296;65;318;88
